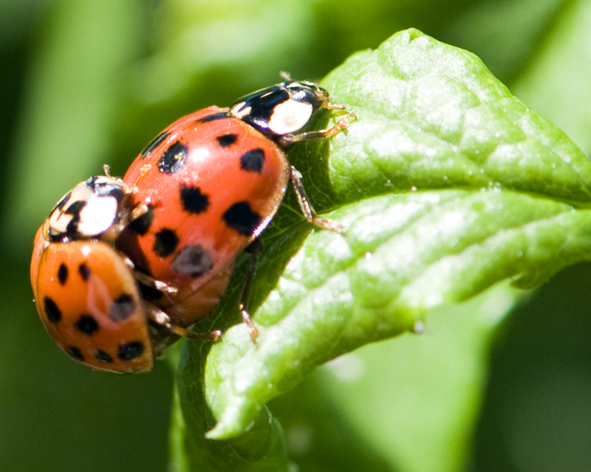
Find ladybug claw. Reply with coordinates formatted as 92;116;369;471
209;329;223;341
153;280;178;295
148;305;221;342
239;306;259;345
314;217;345;234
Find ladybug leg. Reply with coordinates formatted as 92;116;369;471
146;305;221;341
132;269;178;295
324;103;347;111
239;239;263;344
130;199;152;221
139;274;178;295
278;112;355;147
122;257;178;295
289;166;344;233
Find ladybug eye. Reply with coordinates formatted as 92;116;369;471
46;176;131;241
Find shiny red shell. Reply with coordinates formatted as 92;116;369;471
117;106;290;325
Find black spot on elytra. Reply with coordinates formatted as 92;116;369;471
158;141;187;174
95;350;114;363
128;207;154;235
44;297;62;323
222;201;263;236
110;294;136;321
180;186;209;214
68;346;84;361
78;263;91;281
199;112;231;123
172;245;214;277
118;342;144;361
240;148;265;173
57;264;68;285
216;133;238;147
141;130;170;159
153;229;179;257
75;315;99;335
139;282;163;301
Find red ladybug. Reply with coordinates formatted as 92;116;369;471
117;79;352;339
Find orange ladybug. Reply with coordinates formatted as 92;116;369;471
30;176;217;373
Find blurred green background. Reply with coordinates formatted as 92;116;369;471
2;0;591;471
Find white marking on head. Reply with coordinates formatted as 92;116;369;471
48;183;93;234
48;211;73;234
268;99;313;135
230;102;251;119
77;196;118;236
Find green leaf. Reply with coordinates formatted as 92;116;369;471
175;28;591;465
171;344;291;472
322;29;591;204
305;282;520;472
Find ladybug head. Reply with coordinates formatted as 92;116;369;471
230;80;330;139
46;175;133;243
